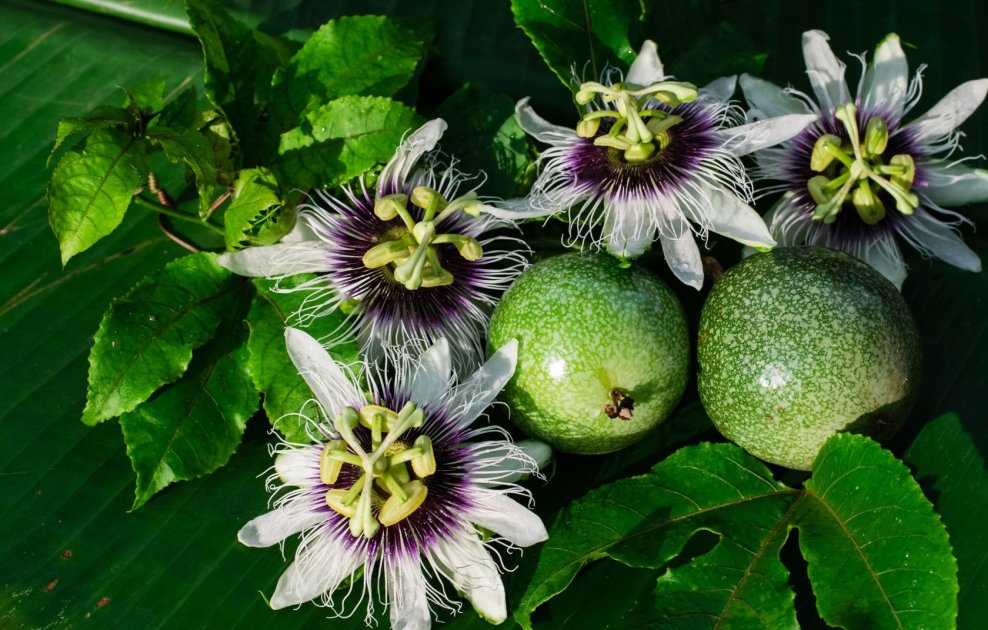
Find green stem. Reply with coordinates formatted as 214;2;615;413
133;195;224;235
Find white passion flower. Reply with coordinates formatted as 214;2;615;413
239;328;549;629
217;119;528;373
741;30;988;288
487;40;816;289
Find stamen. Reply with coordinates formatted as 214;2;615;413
378;481;429;527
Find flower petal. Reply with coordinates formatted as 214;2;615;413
469;491;547;547
739;73;812;117
451;339;518;425
908;79;988;143
659;230;704;290
861;33;909;119
378;118;446;197
408;338;452;407
694;186;777;248
388;555;432;630
921;159;988;206
515;97;575;144
802;29;849;112
217;242;331;278
897;209;982;273
270;533;364;609
431;530;506;624
701;75;737;103
626;40;664;85
517;439;552;472
284;327;362;417
714;114;817;156
238;504;325;548
858;237;907;289
602;202;654;258
274;445;321;487
482;196;556;220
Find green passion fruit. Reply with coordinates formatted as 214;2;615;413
488;253;690;454
697;246;921;470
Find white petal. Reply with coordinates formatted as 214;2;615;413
432;531;506;624
377;119;446;197
482;196;556;220
898;210;982;273
714;114;817;156
802;30;849;111
388;556;432;630
695;186;777;248
285;328;362;417
861;33;909;119
217;242;331;278
517;439;552;472
451;339;518;424
270;534;364;609
702;75;737;103
602;204;654;258
858;238;907;290
515;97;575;144
659;231;704;290
739;73;811;117
408;338;452;407
469;491;547;547
921;159;988;206
238;505;324;548
281;213;319;243
626;40;664;85
908;79;988;143
274;445;321;487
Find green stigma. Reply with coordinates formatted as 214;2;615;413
574;78;698;163
321;402;438;538
363;188;485;290
807;102;919;225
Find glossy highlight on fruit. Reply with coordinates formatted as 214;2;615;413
697;246;922;470
488;253;689;454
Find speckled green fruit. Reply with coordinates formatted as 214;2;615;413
488;253;689;454
697;246;922;470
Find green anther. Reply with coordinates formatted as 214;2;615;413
378;480;429;527
359;405;399;431
374;194;408;221
576;118;600;138
624;142;656;163
389;447;424;465
811;134;845;172
335;407;360;435
324;488;356;518
890;154;915;189
852;180;886;225
362;238;412;269
410;187;447;219
410;435;437;478
594;135;632;151
807;175;834;205
864;116;889;156
320;440;349;485
645;114;683;137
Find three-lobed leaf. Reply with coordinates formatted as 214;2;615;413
81;253;240;426
223;167;294;250
48;129;147;265
517;435;957;629
275;95;420;190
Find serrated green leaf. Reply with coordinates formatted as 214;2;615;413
274;95;420;190
123;75;167;114
48;129;147;265
437;83;532;198
270;15;424;130
49;105;135;165
518;435;957;629
510;0;639;86
146;126;218;217
247;276;359;443
81;252;240;426
195;109;239;185
121;336;257;510
800;434;958;629
223;167;294;250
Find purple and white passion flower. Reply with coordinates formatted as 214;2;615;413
218;119;528;373
238;328;549;629
487;40;815;289
741;30;988;288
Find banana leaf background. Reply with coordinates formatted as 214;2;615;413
0;0;985;627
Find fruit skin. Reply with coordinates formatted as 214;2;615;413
697;246;921;470
488;252;689;455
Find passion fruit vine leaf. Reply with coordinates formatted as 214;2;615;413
146;126;218;218
81;253;241;426
516;435;957;629
223;167;294;250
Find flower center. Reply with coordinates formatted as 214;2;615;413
362;187;485;290
320;402;438;538
807;103;919;225
574;79;698;163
